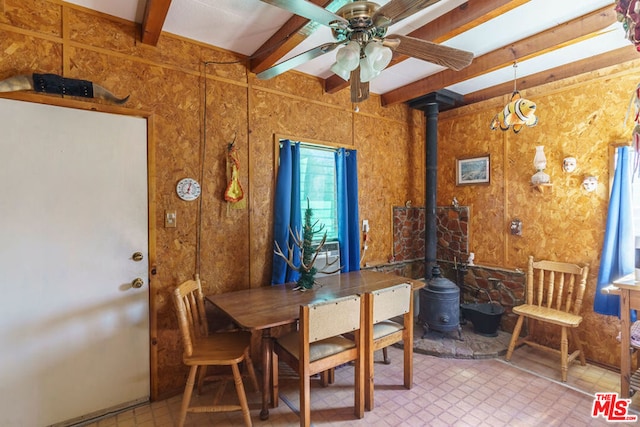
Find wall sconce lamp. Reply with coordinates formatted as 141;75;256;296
531;145;550;185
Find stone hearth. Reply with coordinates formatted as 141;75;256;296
413;320;511;359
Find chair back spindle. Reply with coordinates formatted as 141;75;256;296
173;279;210;357
528;257;588;315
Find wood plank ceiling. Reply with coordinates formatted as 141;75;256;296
139;0;636;107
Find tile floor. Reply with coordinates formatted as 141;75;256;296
84;323;639;427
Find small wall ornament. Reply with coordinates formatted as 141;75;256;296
224;138;244;203
582;175;598;192
615;0;640;51
489;62;538;134
562;157;577;173
531;146;550;185
0;73;129;104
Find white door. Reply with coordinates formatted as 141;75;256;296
0;98;149;426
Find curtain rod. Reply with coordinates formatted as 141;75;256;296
279;138;339;153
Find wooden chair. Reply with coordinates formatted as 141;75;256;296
505;256;589;382
364;282;413;411
271;294;365;427
172;279;258;427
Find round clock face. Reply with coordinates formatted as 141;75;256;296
176;178;201;201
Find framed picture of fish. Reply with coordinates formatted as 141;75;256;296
456;155;490;186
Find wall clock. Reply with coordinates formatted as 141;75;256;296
176;177;201;201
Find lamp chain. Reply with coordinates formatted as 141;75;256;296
513;61;518;93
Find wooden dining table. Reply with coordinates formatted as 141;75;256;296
601;274;640;399
206;270;425;420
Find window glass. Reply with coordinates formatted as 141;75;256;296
632;153;640;239
614;147;640;240
299;145;338;242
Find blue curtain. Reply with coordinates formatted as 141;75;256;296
594;146;635;319
271;140;301;285
336;148;361;272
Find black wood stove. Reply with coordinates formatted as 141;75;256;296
419;265;462;339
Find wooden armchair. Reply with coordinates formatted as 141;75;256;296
505;256;589;382
364;282;413;411
271;294;365;427
172;279;258;427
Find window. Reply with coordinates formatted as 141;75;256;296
632;151;640;241
612;146;640;241
299;144;338;242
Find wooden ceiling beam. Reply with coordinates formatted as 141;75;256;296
324;0;526;95
141;0;172;45
463;45;639;105
381;5;617;106
250;0;333;75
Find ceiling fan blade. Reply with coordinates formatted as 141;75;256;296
257;42;343;80
372;0;443;28
350;67;369;103
260;0;348;28
385;35;473;71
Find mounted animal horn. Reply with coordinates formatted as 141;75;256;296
0;73;129;104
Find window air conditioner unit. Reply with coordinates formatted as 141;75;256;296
314;241;341;277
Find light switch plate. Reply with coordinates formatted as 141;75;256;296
165;210;177;228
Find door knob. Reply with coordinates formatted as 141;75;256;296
132;252;144;262
131;278;144;289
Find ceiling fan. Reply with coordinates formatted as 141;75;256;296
256;0;474;103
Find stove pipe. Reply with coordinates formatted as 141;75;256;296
424;103;438;280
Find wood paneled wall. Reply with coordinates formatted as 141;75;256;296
0;0;423;398
437;63;640;367
2;0;639;398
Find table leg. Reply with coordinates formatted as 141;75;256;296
621;289;632;398
259;329;273;420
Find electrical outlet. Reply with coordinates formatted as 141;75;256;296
165;210;177;228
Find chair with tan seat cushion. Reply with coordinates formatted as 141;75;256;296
364;282;413;411
172;278;259;427
505;256;589;382
271;294;365;427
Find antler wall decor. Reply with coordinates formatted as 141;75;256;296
274;199;341;290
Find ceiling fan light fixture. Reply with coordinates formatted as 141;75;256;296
331;61;353;81
359;57;379;83
364;41;392;72
331;40;361;81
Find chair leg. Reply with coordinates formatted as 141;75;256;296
404;330;413;390
320;370;330;387
231;363;252;427
364;347;374;412
300;374;311;427
355;346;364;419
244;349;260;392
505;315;524;361
560;326;568;382
382;347;391;364
271;352;279;407
570;328;586;366
196;366;208;394
178;365;199;427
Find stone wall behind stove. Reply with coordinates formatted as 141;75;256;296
382;205;526;333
